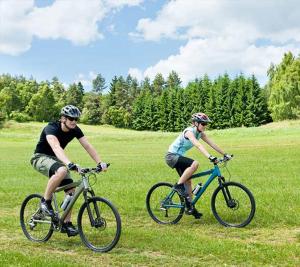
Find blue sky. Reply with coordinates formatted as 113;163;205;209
1;0;300;91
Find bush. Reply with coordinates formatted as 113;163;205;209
105;107;131;128
0;111;5;128
10;111;32;122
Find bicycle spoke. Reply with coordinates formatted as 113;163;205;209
146;182;185;224
20;194;53;242
211;182;255;227
78;197;121;252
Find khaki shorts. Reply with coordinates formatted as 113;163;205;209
30;153;72;181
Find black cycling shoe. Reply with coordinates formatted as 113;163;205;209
185;201;203;219
61;222;78;237
173;183;187;197
40;199;55;218
185;207;203;219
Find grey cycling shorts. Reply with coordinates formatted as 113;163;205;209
165;152;180;168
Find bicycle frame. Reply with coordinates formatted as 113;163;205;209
189;164;222;205
165;164;223;209
52;173;94;225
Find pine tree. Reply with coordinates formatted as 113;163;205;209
244;75;271;126
213;74;231;129
132;92;146;130
115;76;129;109
141;77;152;93
152;73;165;96
233;74;247;127
158;90;169;131
107;76;118;107
166;71;181;90
92;73;106;95
65;83;84;109
167;88;177;131
81;93;102;125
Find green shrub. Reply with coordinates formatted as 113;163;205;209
10;111;32;122
104;106;131;128
0;111;5;128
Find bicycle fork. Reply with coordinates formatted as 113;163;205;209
83;190;104;228
218;177;236;209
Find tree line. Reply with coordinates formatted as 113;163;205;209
0;52;299;131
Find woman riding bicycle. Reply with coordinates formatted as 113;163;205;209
165;112;231;219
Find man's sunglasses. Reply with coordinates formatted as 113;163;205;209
200;122;207;126
66;116;79;122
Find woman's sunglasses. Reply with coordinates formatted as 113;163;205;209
66;116;79;122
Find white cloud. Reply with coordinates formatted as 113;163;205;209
130;0;300;85
0;0;142;55
128;67;143;81
28;0;106;45
104;0;143;9
74;71;98;89
0;0;33;55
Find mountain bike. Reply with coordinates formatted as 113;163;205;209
20;165;121;252
146;156;255;227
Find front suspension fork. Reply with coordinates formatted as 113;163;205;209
83;190;100;227
218;176;234;208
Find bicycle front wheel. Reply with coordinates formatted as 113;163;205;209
211;181;256;227
20;194;53;242
77;196;121;252
146;182;185;224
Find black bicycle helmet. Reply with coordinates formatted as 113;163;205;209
61;105;81;118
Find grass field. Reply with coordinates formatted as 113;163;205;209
0;120;299;266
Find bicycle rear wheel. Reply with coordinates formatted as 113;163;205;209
211;181;256;227
20;194;53;242
77;196;121;252
146;182;185;224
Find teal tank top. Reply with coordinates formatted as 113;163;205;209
168;126;202;156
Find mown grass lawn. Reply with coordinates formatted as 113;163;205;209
0;120;299;266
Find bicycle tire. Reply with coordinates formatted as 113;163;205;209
211;181;256;227
77;196;121;252
20;193;53;242
146;182;185;224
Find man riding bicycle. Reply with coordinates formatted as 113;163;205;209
165;112;232;219
30;105;108;236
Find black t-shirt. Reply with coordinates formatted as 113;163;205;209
34;121;84;156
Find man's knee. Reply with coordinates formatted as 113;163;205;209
55;166;68;179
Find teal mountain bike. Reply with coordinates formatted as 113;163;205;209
20;165;121;252
146;156;255;227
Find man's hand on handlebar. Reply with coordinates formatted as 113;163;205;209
67;162;80;172
96;162;109;172
224;154;233;161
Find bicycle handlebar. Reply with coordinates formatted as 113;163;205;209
216;154;234;164
79;163;110;174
